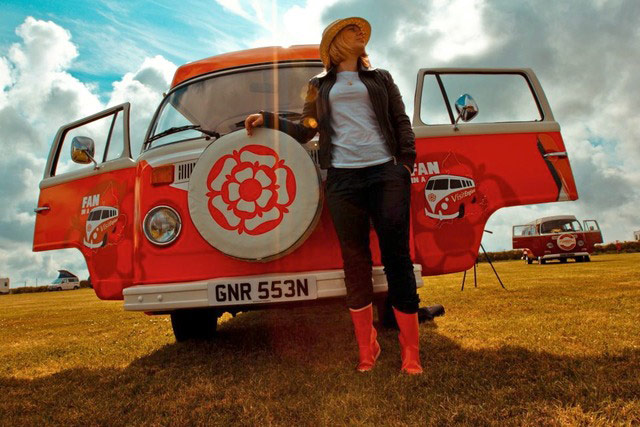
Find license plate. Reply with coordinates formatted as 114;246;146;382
207;275;317;306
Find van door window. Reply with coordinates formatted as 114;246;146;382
54;109;127;176
420;73;542;125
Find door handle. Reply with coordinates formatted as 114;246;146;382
543;151;567;159
34;206;50;213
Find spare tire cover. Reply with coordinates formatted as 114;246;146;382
188;128;322;261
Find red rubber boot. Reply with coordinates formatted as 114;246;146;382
393;308;423;374
349;304;381;372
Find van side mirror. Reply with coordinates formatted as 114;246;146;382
71;136;98;168
454;94;479;129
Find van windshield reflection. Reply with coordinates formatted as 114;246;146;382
146;64;323;148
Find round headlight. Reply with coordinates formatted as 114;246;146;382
547;242;554;249
143;206;181;245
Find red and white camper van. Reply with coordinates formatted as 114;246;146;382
512;215;602;264
33;45;579;340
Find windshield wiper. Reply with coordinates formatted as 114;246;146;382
147;125;220;143
233;111;303;129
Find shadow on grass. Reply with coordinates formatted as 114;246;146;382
2;302;639;424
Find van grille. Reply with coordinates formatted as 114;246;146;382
173;141;319;185
175;161;196;183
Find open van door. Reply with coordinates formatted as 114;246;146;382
583;220;603;245
32;103;136;299
410;69;578;275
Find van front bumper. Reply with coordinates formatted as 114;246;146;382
541;252;590;260
123;265;423;312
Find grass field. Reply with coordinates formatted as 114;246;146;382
1;253;639;425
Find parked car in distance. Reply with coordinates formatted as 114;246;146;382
512;215;603;264
48;270;80;291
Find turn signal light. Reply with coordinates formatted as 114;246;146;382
151;165;174;186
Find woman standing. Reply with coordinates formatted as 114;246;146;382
245;17;422;374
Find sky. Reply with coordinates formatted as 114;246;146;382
0;0;639;286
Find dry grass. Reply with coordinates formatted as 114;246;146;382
1;253;639;425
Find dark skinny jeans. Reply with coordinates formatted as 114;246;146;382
326;160;419;314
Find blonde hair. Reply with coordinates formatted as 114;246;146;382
328;27;370;70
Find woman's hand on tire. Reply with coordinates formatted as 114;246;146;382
244;113;264;136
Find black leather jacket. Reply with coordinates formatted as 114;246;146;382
261;64;416;171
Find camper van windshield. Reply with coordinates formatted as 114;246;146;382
541;219;583;234
147;63;323;148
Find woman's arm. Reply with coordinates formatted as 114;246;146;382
383;70;416;171
245;82;320;144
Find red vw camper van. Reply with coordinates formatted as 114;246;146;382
512;215;603;264
33;45;579;340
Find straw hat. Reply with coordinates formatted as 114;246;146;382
319;17;371;68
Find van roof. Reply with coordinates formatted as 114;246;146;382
171;45;321;88
427;174;473;180
527;215;577;225
57;269;78;279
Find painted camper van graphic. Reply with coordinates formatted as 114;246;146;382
424;174;476;220
83;206;119;248
33;45;579;342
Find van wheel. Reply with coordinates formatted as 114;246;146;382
560;258;567;263
575;256;583;262
73;286;79;290
585;255;591;262
538;257;546;265
171;308;219;342
457;204;465;219
526;256;533;264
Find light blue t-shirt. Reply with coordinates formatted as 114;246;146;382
328;71;392;168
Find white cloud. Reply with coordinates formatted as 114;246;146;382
426;0;492;61
215;0;253;20
214;0;338;47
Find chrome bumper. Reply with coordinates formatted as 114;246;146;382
542;252;589;259
123;265;423;312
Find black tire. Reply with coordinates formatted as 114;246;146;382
171;308;219;342
538;257;546;265
560;258;567;263
585;255;591;262
73;286;79;290
575;256;583;262
525;256;533;265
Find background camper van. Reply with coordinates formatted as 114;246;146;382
0;278;9;295
512;215;603;264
